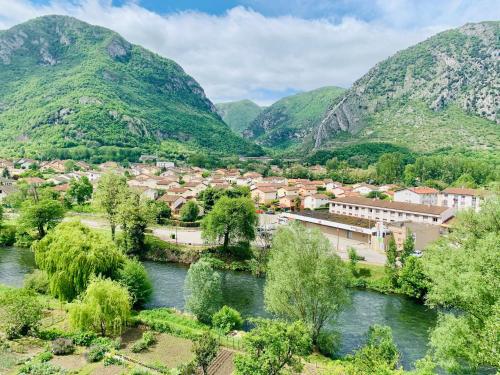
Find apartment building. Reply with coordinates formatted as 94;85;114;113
438;188;483;212
394;187;439;205
330;196;454;225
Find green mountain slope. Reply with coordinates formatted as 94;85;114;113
243;86;345;149
216;100;263;134
0;15;262;159
313;21;499;152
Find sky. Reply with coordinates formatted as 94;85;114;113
0;1;498;105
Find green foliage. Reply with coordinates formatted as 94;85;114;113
184;259;223;324
51;338;75;355
85;345;107;362
0;16;262;159
385;236;398;287
246;86;345;149
24;270;50;294
316;330;341;358
67;176;93;205
264;223;349;343
192;332;219;375
398;256;428;300
0;287;43;339
94;173;128;240
38;352;54;363
376;153;405;183
180;200;199;222
69;278;131;336
349;325;400;374
18;361;66;375
117;192;151;254
422;196;500;372
348;247;358;275
0;224;17;246
401;233;415;266
201;196;257;251
366;191;388;199
131;331;157;353
19;198;65;238
146;200;171;224
216;99;263;134
34;222;124;301
197;185;250;212
234;318;312;375
211;306;243;334
117;258;153;308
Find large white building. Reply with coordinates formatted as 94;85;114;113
330;196;455;225
438;188;483;212
394;187;439;205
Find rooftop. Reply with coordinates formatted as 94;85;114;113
442;187;483;196
332;196;449;215
290;210;373;229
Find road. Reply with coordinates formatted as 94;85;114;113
69;214;387;265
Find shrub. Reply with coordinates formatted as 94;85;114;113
117;258;153;308
51;338;75;355
131;340;148;353
18;361;66;375
0;225;16;246
142;331;157;346
38;328;65;341
211;306;243;334
24;270;49;294
38;351;54;362
317;331;340;358
0;288;43;339
129;368;153;375
85;345;107;363
103;356;123;366
70;331;97;347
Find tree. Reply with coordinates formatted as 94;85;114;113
118;258;153;308
67;176;93;205
69;278;131;336
94;173;128;240
376;153;405;183
398;256;428;300
422;197;500;373
19;198;64;238
349;325;400;374
180;200;199;222
2;167;10;178
202;196;257;251
192;332;219;375
234;319;311;375
117;192;151;254
264;223;349;344
0;288;43;339
212;306;243;334
184;259;223;324
198;186;250;212
401;232;415;266
366;191;388;200
385;236;398;287
348;247;359;275
34;222;124;301
146;200;171;224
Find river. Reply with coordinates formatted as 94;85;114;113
0;247;436;369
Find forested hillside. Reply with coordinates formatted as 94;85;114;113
0;16;262;160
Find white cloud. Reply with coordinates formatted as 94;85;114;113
0;0;497;104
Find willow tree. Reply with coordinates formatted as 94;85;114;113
264;223;349;344
33;222;124;301
94;173;128;240
70;278;131;336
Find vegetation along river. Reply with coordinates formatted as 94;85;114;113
0;246;437;369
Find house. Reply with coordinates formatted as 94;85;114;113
156;179;181;190
325;181;342;193
279;196;299;210
157;194;186;214
304;194;331;210
183;181;208;196
299;185;317;197
330;196;455;225
352;183;377;196
131;186;159;200
394;187;439;206
388;221;444;252
40;160;66;173
24;177;45;186
53;183;70;193
251;186;278;205
17;158;38;170
156;160;175;169
438;188;483;212
167;187;194;199
277;186;300;198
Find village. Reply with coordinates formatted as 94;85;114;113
0;156;486;265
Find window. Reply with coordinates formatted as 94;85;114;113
346;230;353;239
433;217;438;222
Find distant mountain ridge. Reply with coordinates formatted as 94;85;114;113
243;86;345;149
0;15;262;159
313;21;499;151
215;99;262;134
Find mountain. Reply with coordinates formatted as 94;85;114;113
313;21;499;152
243;86;345;149
216;100;263;134
0;16;262;159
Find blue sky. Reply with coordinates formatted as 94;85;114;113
2;1;499;104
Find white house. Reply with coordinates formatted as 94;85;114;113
438;188;483;212
156;160;175;169
394;187;439;205
352;183;377;196
304;194;331;210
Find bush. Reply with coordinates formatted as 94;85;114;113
103;356;123;366
211;306;243;334
317;331;340;358
85;345;107;363
70;331;97;347
38;351;54;362
38;328;66;341
24;270;49;294
129;368;153;375
131;340;148;353
117;258;153;308
51;338;75;355
18;361;66;375
0;288;43;339
0;225;16;246
142;331;157;346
